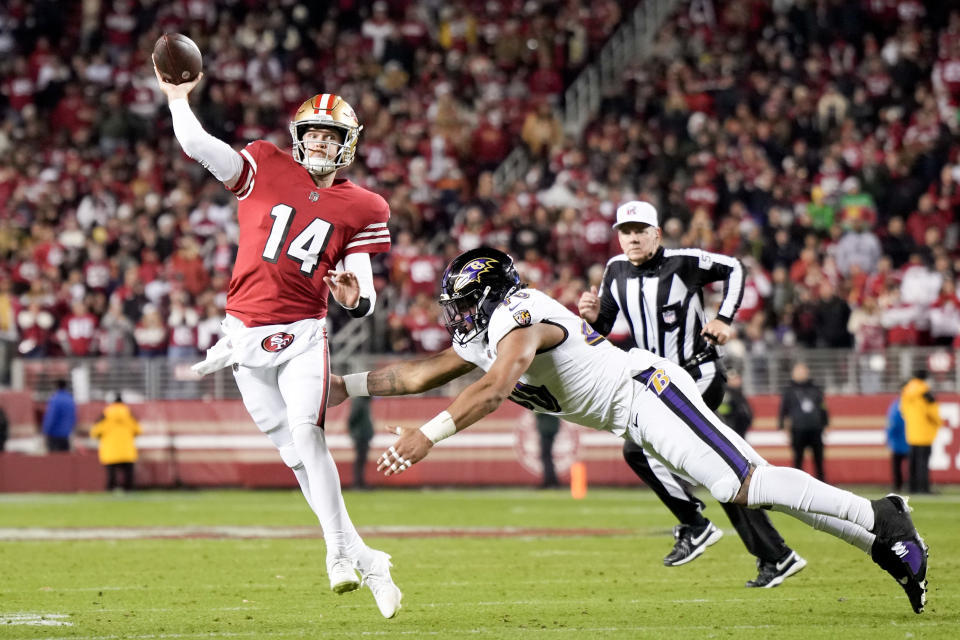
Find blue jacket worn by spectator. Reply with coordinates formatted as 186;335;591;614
42;387;77;438
886;399;909;456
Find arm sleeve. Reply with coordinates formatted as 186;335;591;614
696;251;745;323
169;98;244;186
591;265;621;336
341;252;377;317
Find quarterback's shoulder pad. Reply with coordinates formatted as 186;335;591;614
342;182;391;255
340;181;391;223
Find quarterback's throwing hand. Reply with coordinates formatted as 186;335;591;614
377;426;433;476
152;58;203;101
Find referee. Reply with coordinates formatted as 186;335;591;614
579;201;806;588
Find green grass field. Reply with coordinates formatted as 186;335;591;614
0;487;956;639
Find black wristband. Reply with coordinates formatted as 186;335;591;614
346;296;371;318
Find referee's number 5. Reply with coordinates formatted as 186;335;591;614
650;369;671;395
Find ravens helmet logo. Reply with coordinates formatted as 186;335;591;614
453;258;498;292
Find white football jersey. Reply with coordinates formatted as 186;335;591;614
453;288;663;436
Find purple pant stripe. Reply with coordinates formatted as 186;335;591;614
634;368;750;480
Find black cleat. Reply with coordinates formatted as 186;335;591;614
663;521;723;566
870;495;928;614
745;550;807;588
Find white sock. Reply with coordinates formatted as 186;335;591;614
748;465;875;531
291;423;365;559
772;506;876;553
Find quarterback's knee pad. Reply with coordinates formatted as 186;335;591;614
277;442;303;470
262;426;303;470
708;475;742;504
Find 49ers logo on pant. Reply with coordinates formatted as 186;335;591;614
261;332;295;352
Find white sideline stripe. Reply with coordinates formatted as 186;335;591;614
22;621;954;640
0;613;72;626
4;430;888;454
0;524;629;542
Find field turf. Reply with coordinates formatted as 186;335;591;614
0;487;956;639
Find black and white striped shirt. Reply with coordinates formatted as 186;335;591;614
591;246;744;368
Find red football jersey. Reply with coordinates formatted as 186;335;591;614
227;141;391;326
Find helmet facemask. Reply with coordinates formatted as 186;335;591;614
439;285;494;346
289;93;362;175
438;250;522;346
291;122;358;175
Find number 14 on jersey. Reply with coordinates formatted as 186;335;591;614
261;204;333;276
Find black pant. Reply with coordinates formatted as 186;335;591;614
891;452;908;493
908;445;932;493
105;462;135;490
539;429;559;487
790;429;824;481
352;439;370;488
622;372;790;563
46;436;70;452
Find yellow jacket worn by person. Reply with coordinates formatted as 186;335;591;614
900;379;941;446
91;402;142;464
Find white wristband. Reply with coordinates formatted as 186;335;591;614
419;411;457;444
342;372;369;397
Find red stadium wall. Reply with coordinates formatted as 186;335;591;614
3;393;960;492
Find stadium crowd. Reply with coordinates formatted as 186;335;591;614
0;0;959;374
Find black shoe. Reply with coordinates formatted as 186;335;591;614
870;495;929;614
745;550;807;588
663;521;723;566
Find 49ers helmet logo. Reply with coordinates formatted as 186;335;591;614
262;332;295;352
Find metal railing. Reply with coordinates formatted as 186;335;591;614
492;0;681;193
14;347;959;403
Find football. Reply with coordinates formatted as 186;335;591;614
153;33;202;85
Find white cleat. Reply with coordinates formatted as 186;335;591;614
327;556;360;594
360;550;402;618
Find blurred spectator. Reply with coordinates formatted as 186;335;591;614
42;379;76;452
814;282;853;349
90;393;142;492
715;369;752;438
134;304;168;357
97;299;136;356
521;101;562;158
929;278;960;346
901;369;941;494
879;216;916;268
0;0;956;366
886;393;909;494
0;276;18;385
778;363;829;481
57;299;98;357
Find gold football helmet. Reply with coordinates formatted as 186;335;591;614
289;93;362;175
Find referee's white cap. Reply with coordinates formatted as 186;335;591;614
612;200;659;230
